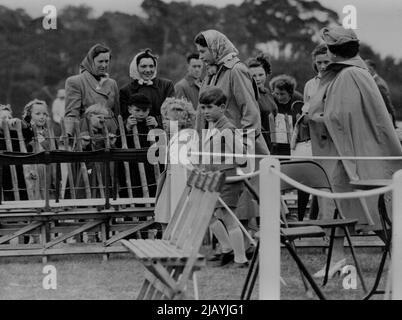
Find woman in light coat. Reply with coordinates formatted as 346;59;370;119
64;43;119;135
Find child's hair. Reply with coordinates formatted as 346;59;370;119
269;74;297;95
23;99;49;123
84;103;109;118
0;104;12;121
199;86;227;106
0;104;12;113
160;97;195;129
128;93;152;112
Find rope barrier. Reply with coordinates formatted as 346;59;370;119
270;167;394;199
189;151;402;161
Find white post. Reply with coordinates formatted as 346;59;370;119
259;157;281;300
392;169;402;299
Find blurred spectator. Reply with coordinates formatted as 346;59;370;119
365;59;397;127
247;53;278;151
175;53;204;109
51;89;66;124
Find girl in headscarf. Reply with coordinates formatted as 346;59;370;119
120;49;175;126
64;43;120;135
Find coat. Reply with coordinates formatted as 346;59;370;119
201;115;245;173
64;71;120;134
174;74;201;110
119;78;175;125
308;56;402;231
196;58;269;157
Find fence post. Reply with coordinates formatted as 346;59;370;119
392;169;402;299
259;156;281;300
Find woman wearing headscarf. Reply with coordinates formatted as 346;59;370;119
119;49;175;126
64;44;120;135
194;30;269;260
307;25;402;277
194;30;269;157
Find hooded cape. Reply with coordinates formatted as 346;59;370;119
308;55;402;230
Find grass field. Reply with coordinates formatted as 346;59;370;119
0;246;387;300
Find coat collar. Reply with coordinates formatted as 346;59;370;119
131;78;158;90
82;71;111;98
320;55;367;87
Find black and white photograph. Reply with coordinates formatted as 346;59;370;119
0;0;401;304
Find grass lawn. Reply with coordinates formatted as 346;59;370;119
0;247;387;300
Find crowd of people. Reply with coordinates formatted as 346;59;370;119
1;25;401;272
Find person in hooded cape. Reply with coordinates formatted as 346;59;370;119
307;25;402;277
119;49;175;126
64;44;120;136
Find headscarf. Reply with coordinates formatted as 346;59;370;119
129;49;158;85
320;25;359;46
196;30;239;65
79;44;110;79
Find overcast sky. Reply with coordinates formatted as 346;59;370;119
2;0;401;59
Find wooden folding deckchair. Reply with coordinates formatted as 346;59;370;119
121;169;225;300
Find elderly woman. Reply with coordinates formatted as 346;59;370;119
120;49;175;126
308;26;402;277
64;44;119;135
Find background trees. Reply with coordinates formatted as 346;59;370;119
1;0;401;119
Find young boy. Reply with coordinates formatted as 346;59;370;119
198;86;248;268
120;94;159;199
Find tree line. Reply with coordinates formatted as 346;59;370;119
0;0;401;118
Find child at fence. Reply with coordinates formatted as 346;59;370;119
0;104;29;201
198;87;249;268
22;99;58;200
78;103;117;200
118;93;159;200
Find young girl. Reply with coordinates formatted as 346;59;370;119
22;99;51;153
154;97;196;232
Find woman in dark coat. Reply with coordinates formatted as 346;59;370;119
119;49;175;126
247;54;278;152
